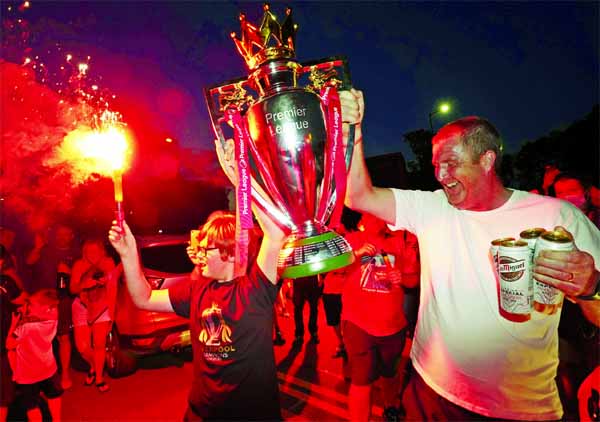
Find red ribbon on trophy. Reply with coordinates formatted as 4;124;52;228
319;85;346;229
226;108;254;277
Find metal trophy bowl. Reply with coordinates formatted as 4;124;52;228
204;4;355;278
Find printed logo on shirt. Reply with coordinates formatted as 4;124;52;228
198;302;236;361
359;253;396;293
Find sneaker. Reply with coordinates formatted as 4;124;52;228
84;370;96;386
96;381;110;393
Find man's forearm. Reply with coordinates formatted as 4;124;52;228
345;126;374;213
257;234;283;285
344;128;397;224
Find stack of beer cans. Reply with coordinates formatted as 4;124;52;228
490;228;573;322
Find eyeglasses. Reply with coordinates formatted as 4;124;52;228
197;246;219;257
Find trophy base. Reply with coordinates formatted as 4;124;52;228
278;230;354;279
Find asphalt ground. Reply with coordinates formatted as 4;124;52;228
21;297;412;421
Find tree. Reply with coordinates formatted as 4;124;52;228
403;129;438;190
513;105;599;190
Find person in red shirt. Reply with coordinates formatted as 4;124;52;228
342;213;419;422
321;224;351;359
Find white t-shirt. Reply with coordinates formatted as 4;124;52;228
389;188;600;420
11;319;58;384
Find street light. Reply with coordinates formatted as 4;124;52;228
429;102;451;131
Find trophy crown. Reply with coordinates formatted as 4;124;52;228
231;3;298;71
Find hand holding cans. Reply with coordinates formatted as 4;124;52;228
531;230;574;314
490;228;573;322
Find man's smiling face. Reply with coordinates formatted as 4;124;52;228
432;135;489;211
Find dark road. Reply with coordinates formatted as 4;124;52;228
52;301;410;421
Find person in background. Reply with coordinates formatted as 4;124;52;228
399;231;420;338
272;308;286;346
109;207;286;421
550;172;600;228
588;185;600;210
275;280;291;319
6;289;63;422
340;88;600;421
291;274;321;347
342;213;418;422
0;228;24;290
578;365;600;422
320;225;351;359
0;248;27;422
549;172;600;418
25;223;78;390
541;162;561;196
70;238;117;393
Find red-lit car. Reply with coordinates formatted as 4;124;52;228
105;234;194;377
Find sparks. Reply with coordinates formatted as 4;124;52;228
78;63;88;75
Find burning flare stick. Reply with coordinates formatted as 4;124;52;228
59;110;131;229
113;171;125;229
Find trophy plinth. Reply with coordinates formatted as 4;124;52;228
279;226;354;279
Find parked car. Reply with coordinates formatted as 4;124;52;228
106;234;194;377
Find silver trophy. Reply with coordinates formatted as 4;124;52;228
205;4;355;278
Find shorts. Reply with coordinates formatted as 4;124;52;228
17;371;63;411
1;352;16;406
57;295;73;335
342;320;406;385
72;297;111;327
322;294;342;326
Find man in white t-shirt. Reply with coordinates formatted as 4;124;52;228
339;88;600;421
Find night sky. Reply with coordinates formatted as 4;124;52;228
6;1;600;161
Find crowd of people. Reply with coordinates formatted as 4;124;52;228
0;225;120;422
1;88;599;422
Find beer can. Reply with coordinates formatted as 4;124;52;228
532;230;574;315
490;237;515;272
498;240;532;322
519;227;546;253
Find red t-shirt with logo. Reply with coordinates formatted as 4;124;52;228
342;230;407;336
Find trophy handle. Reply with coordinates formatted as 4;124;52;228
300;56;355;226
205;81;295;231
314;119;355;227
